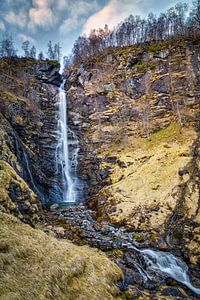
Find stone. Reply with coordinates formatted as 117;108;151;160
50;203;60;211
104;83;115;92
35;62;62;86
161;287;187;298
104;54;114;63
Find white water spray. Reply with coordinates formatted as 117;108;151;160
141;249;200;295
126;243;200;295
55;60;80;202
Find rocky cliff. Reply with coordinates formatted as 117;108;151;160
1;41;200;299
0;58;63;217
0;57;124;300
65;40;200;266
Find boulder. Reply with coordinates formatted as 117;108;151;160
35;62;62;86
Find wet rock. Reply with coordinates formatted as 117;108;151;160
100;166;112;180
104;156;118;164
161;287;187;298
78;71;93;86
35;62;62;86
50;203;60;211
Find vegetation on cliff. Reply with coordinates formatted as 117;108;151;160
65;35;200;269
0;1;200;298
68;1;200;65
0;57;126;300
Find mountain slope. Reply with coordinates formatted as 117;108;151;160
66;40;200;265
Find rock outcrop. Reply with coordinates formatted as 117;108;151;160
0;58;63;207
65;41;200;265
0;58;124;300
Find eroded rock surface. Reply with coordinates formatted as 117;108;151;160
0;58;63;208
65;41;200;265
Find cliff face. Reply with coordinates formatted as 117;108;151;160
0;58;63;221
0;58;124;300
66;41;200;264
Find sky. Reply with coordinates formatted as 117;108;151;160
0;0;193;57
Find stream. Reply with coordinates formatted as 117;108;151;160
50;62;200;299
41;205;200;299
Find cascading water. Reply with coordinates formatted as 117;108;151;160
141;249;200;295
125;243;200;295
53;60;200;296
55;60;82;203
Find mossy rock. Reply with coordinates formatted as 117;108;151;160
0;160;41;224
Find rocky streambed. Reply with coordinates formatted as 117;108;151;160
40;205;200;300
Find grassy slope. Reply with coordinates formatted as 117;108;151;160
0;212;123;300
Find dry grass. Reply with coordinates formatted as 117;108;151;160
96;123;197;230
0;212;123;300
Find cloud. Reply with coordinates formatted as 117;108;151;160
83;0;145;34
56;0;69;11
32;0;52;8
59;0;99;34
59;15;85;34
69;0;99;16
28;0;55;31
4;9;27;28
18;33;36;44
0;21;5;31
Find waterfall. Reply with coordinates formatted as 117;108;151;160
125;243;200;295
141;249;200;295
55;61;81;203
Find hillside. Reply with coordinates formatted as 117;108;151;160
66;40;200;266
0;40;200;299
0;58;123;300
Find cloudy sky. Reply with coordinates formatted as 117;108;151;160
0;0;193;57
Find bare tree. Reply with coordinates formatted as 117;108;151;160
54;43;61;61
30;45;36;59
38;51;45;60
0;32;17;57
22;40;30;57
47;40;54;59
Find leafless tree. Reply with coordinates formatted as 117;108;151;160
0;32;17;57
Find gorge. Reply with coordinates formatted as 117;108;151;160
0;39;200;300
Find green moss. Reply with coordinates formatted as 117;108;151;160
126;86;133;94
140;122;192;150
135;61;158;72
0;87;27;103
0;160;39;222
150;233;158;242
46;59;60;67
134;233;143;242
146;43;161;52
112;249;124;258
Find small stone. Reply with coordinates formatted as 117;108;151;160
161;287;187;298
50;203;60;211
178;169;189;176
104;83;115;92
